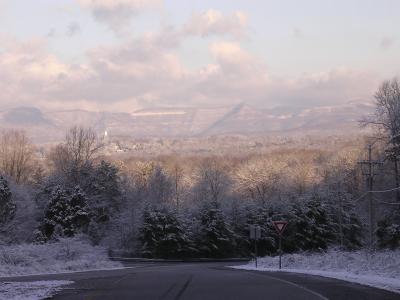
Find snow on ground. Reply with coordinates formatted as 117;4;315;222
232;249;400;294
0;280;73;300
0;236;122;277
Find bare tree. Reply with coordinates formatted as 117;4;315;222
0;130;34;183
362;78;400;201
50;126;103;179
65;126;102;165
172;163;186;209
195;158;230;204
234;157;287;205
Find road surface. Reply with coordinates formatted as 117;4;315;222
1;262;398;300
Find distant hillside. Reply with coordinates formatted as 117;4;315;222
0;102;373;143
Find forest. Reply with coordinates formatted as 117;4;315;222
0;79;400;259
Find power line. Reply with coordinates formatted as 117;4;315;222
357;144;384;249
354;186;400;203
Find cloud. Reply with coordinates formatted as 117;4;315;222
0;35;93;110
0;32;379;113
77;0;162;32
66;22;81;37
265;68;378;108
183;9;248;39
380;36;395;49
292;27;303;39
47;28;56;38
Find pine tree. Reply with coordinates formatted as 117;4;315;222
287;196;335;251
66;186;90;235
244;205;278;256
41;186;69;239
377;210;400;249
40;185;90;240
139;206;192;258
196;201;235;258
334;203;363;250
0;176;16;225
87;161;121;223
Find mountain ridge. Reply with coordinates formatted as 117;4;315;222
0;102;373;143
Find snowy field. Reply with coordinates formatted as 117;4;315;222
0;280;73;300
232;249;400;294
0;236;122;277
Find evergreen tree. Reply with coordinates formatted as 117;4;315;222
67;186;90;235
287;196;335;251
196;201;235;258
244;205;279;256
41;186;70;239
87;161;121;223
39;185;90;240
323;190;363;250
377;210;400;249
139;206;192;258
147;166;173;204
334;204;363;250
0;176;16;225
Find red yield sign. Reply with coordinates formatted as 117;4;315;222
272;220;288;270
272;220;288;236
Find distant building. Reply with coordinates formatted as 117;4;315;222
103;130;110;143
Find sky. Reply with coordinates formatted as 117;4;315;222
0;0;399;112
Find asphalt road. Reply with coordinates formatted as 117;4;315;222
2;262;399;300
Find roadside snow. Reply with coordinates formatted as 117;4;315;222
232;249;400;294
0;280;73;300
0;236;122;277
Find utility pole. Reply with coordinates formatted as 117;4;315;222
358;144;383;249
250;225;261;268
337;182;344;249
389;134;400;203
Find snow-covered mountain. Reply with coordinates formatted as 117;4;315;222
0;102;373;143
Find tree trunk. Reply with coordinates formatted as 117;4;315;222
394;156;400;203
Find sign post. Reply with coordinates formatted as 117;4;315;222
249;225;261;268
272;221;288;270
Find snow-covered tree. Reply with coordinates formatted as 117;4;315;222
196;201;235;258
147;165;173;204
234;158;287;205
87;161;121;223
0;176;16;225
244;205;278;255
67;186;90;234
377;211;400;249
194;159;230;204
1;182;39;244
39;185;90;241
41;186;70;239
138;206;193;258
286;196;336;252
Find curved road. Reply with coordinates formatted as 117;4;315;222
2;262;398;300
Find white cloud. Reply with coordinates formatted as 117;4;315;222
380;36;395;49
77;0;162;32
265;68;378;108
183;9;248;39
66;22;81;37
292;27;303;38
0;32;380;113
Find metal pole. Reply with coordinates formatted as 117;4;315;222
338;183;344;249
279;235;282;270
254;238;258;268
368;145;374;249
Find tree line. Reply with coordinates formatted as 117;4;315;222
0;78;400;257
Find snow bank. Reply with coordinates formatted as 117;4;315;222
232;249;400;294
0;280;73;300
0;236;122;277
